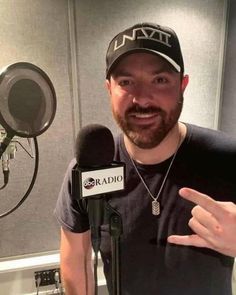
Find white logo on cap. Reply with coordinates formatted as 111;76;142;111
114;27;172;51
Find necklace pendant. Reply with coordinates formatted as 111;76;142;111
152;200;160;216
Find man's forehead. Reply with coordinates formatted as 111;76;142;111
111;52;177;76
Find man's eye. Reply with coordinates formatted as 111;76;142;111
119;80;133;86
154;77;168;84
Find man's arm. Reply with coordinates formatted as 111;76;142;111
168;188;236;257
60;227;94;295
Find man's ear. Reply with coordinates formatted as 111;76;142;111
181;74;189;93
105;79;111;95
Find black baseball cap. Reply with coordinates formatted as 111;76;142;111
106;22;184;78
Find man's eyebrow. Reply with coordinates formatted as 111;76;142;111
152;65;177;74
111;64;177;78
112;68;175;78
112;70;133;78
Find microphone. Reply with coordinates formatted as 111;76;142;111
75;123;114;167
72;124;125;250
73;124;125;199
0;127;17;189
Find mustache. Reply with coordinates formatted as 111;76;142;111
126;105;164;116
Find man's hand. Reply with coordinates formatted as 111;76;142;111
167;188;236;257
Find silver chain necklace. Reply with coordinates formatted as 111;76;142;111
129;139;181;216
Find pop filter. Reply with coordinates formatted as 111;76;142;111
0;62;56;138
0;63;57;217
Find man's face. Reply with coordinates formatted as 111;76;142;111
106;52;188;149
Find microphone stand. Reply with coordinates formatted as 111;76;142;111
88;197;104;295
88;198;123;295
104;200;123;295
72;164;124;295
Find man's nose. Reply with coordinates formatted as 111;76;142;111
132;84;154;106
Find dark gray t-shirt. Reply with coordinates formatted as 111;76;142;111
54;123;236;295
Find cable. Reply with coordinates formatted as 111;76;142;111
35;273;41;295
54;270;63;295
0;170;9;189
0;137;39;218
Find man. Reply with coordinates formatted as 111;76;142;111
55;23;236;294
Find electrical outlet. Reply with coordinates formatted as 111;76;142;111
34;268;61;287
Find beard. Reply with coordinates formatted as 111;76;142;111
113;96;183;149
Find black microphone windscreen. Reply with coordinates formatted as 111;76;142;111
75;124;115;167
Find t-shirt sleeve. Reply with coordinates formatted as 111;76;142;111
54;158;90;233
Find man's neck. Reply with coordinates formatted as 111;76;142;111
124;122;186;165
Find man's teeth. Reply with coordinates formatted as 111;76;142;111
133;113;155;118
